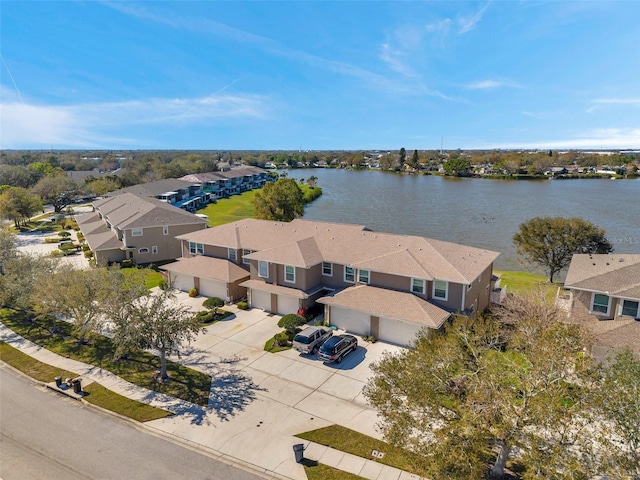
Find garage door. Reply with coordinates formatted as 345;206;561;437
250;289;272;311
276;295;299;315
199;278;227;300
171;274;195;293
330;307;370;335
378;317;423;347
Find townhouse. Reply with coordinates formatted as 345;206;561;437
162;218;501;346
76;193;207;265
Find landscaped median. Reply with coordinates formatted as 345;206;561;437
0;308;211;407
0;341;173;422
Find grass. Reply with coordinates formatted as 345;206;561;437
303;461;365;480
495;270;558;296
0;308;212;406
263;335;291;353
120;266;164;289
0;341;173;422
197;184;322;227
296;425;419;475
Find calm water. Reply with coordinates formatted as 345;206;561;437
282;169;639;272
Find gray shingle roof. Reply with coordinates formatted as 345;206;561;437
161;256;250;283
565;254;640;298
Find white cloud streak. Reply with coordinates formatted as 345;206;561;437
457;2;491;34
463;79;522;90
495;128;640;150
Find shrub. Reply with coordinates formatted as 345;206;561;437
121;259;134;268
274;331;290;347
158;278;169;290
44;237;59;244
194;310;216;324
58;231;72;238
82;243;90;251
59;243;76;255
84;250;94;259
202;297;224;312
277;314;307;334
188;288;198;297
237;301;248;310
50;249;62;257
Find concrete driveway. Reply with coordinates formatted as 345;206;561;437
153;291;405;480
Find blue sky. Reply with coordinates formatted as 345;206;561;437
1;1;639;151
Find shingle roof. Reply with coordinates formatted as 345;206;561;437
565;254;640;298
75;212;123;252
239;279;310;299
318;284;451;329
93;193;207;229
178;218;499;284
107;179;197;197
160;256;250;283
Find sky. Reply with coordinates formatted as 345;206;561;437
1;1;639;151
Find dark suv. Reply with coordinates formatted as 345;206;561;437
318;334;358;363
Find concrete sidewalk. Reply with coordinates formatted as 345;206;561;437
0;321;421;480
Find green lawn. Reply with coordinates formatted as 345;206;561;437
0;308;212;406
120;266;164;289
303;462;365;480
0;341;173;422
296;425;419;475
495;270;558;295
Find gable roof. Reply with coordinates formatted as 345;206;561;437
318;284;451;329
106;179;198;197
565;254;640;298
93;193;207;229
161;257;250;283
178;218;499;284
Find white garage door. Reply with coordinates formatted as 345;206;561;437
378;317;423;347
171;274;195;293
330;307;370;335
199;278;227;300
250;289;272;311
276;295;299;315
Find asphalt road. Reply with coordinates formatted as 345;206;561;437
0;366;266;480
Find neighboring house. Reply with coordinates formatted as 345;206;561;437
180;166;272;199
106;179;211;212
166;218;501;346
76;193;207;265
565;254;640;321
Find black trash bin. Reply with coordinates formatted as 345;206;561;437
55;376;62;388
72;378;82;394
293;443;305;463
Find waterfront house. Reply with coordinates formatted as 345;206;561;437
76;193;207;265
164;218;501;346
106;178;210;212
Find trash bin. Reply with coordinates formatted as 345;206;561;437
55;376;62;387
293;443;305;463
72;378;82;394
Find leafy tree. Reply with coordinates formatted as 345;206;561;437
442;157;472;176
86;177;121;196
277;313;307;334
513;217;613;282
364;292;601;479
202;297;224;315
597;349;640;477
0;228;17;276
31;175;80;213
1;253;58;317
0;186;43;227
307;175;318;188
254;178;304;222
122;290;202;381
399;147;406;166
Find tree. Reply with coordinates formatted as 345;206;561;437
597;349;640;477
364;292;601;479
513;217;613;282
307;175;318;188
202;297;224;315
33;265;108;344
122;290;202;381
399;147;406;166
31;175;80;213
254;178;305;222
277;313;307;334
442;157;472;176
0;228;17;276
0;187;43;227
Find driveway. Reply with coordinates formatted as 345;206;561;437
15;229;90;269
153;290;405;480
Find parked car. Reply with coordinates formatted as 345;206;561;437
292;326;333;354
318;334;358;363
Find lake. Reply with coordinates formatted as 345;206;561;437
281;169;639;273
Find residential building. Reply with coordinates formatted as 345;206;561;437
76;193;207;265
106;179;210;212
164;218;501;346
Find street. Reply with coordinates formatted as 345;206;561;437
0;366;266;480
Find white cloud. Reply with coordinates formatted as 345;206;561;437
495;128;640;150
0;92;267;149
591;98;640;106
457;3;490;34
463;79;522;90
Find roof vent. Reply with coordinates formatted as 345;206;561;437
593;263;596;266
619;258;625;262
606;263;610;266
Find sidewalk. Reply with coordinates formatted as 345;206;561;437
0;322;423;480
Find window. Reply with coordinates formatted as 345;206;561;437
433;280;448;300
189;242;204;255
591;293;610;314
138;247;149;254
242;249;252;265
285;265;295;283
131;228;143;236
358;269;370;284
152;246;158;254
228;248;237;261
344;266;355;283
411;278;425;294
258;261;269;278
621;300;639;318
322;262;333;277
163;226;169;236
